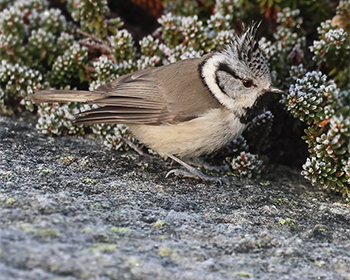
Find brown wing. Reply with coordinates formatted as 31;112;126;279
75;55;221;125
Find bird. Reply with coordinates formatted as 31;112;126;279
30;25;283;183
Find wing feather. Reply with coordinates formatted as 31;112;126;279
91;97;162;108
75;55;220;125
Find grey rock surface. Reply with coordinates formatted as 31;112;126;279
0;115;349;280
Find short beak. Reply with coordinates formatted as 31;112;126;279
268;86;284;94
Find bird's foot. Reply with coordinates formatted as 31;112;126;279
165;169;228;184
186;157;229;173
166;155;228;184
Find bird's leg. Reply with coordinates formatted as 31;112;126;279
121;137;150;157
165;155;228;184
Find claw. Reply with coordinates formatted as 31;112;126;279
165;169;182;178
166;155;228;184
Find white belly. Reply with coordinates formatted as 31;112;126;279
129;108;246;158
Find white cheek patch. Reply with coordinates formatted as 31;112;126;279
201;55;245;115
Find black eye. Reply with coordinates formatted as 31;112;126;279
243;80;253;88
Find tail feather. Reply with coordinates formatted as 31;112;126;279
30;90;103;103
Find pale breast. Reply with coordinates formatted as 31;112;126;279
129;108;246;158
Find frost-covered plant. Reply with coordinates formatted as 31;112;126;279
281;0;350;198
90;123;132;151
284;72;338;125
109;30;136;62
1;0;348;187
223;111;273;179
67;0;122;38
230;151;264;179
284;71;349;198
310;19;350;84
48;42;90;88
36;102;85;136
0;60;42;113
259;8;306;87
0;0;68;112
244;111;274;154
139;35;161;58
